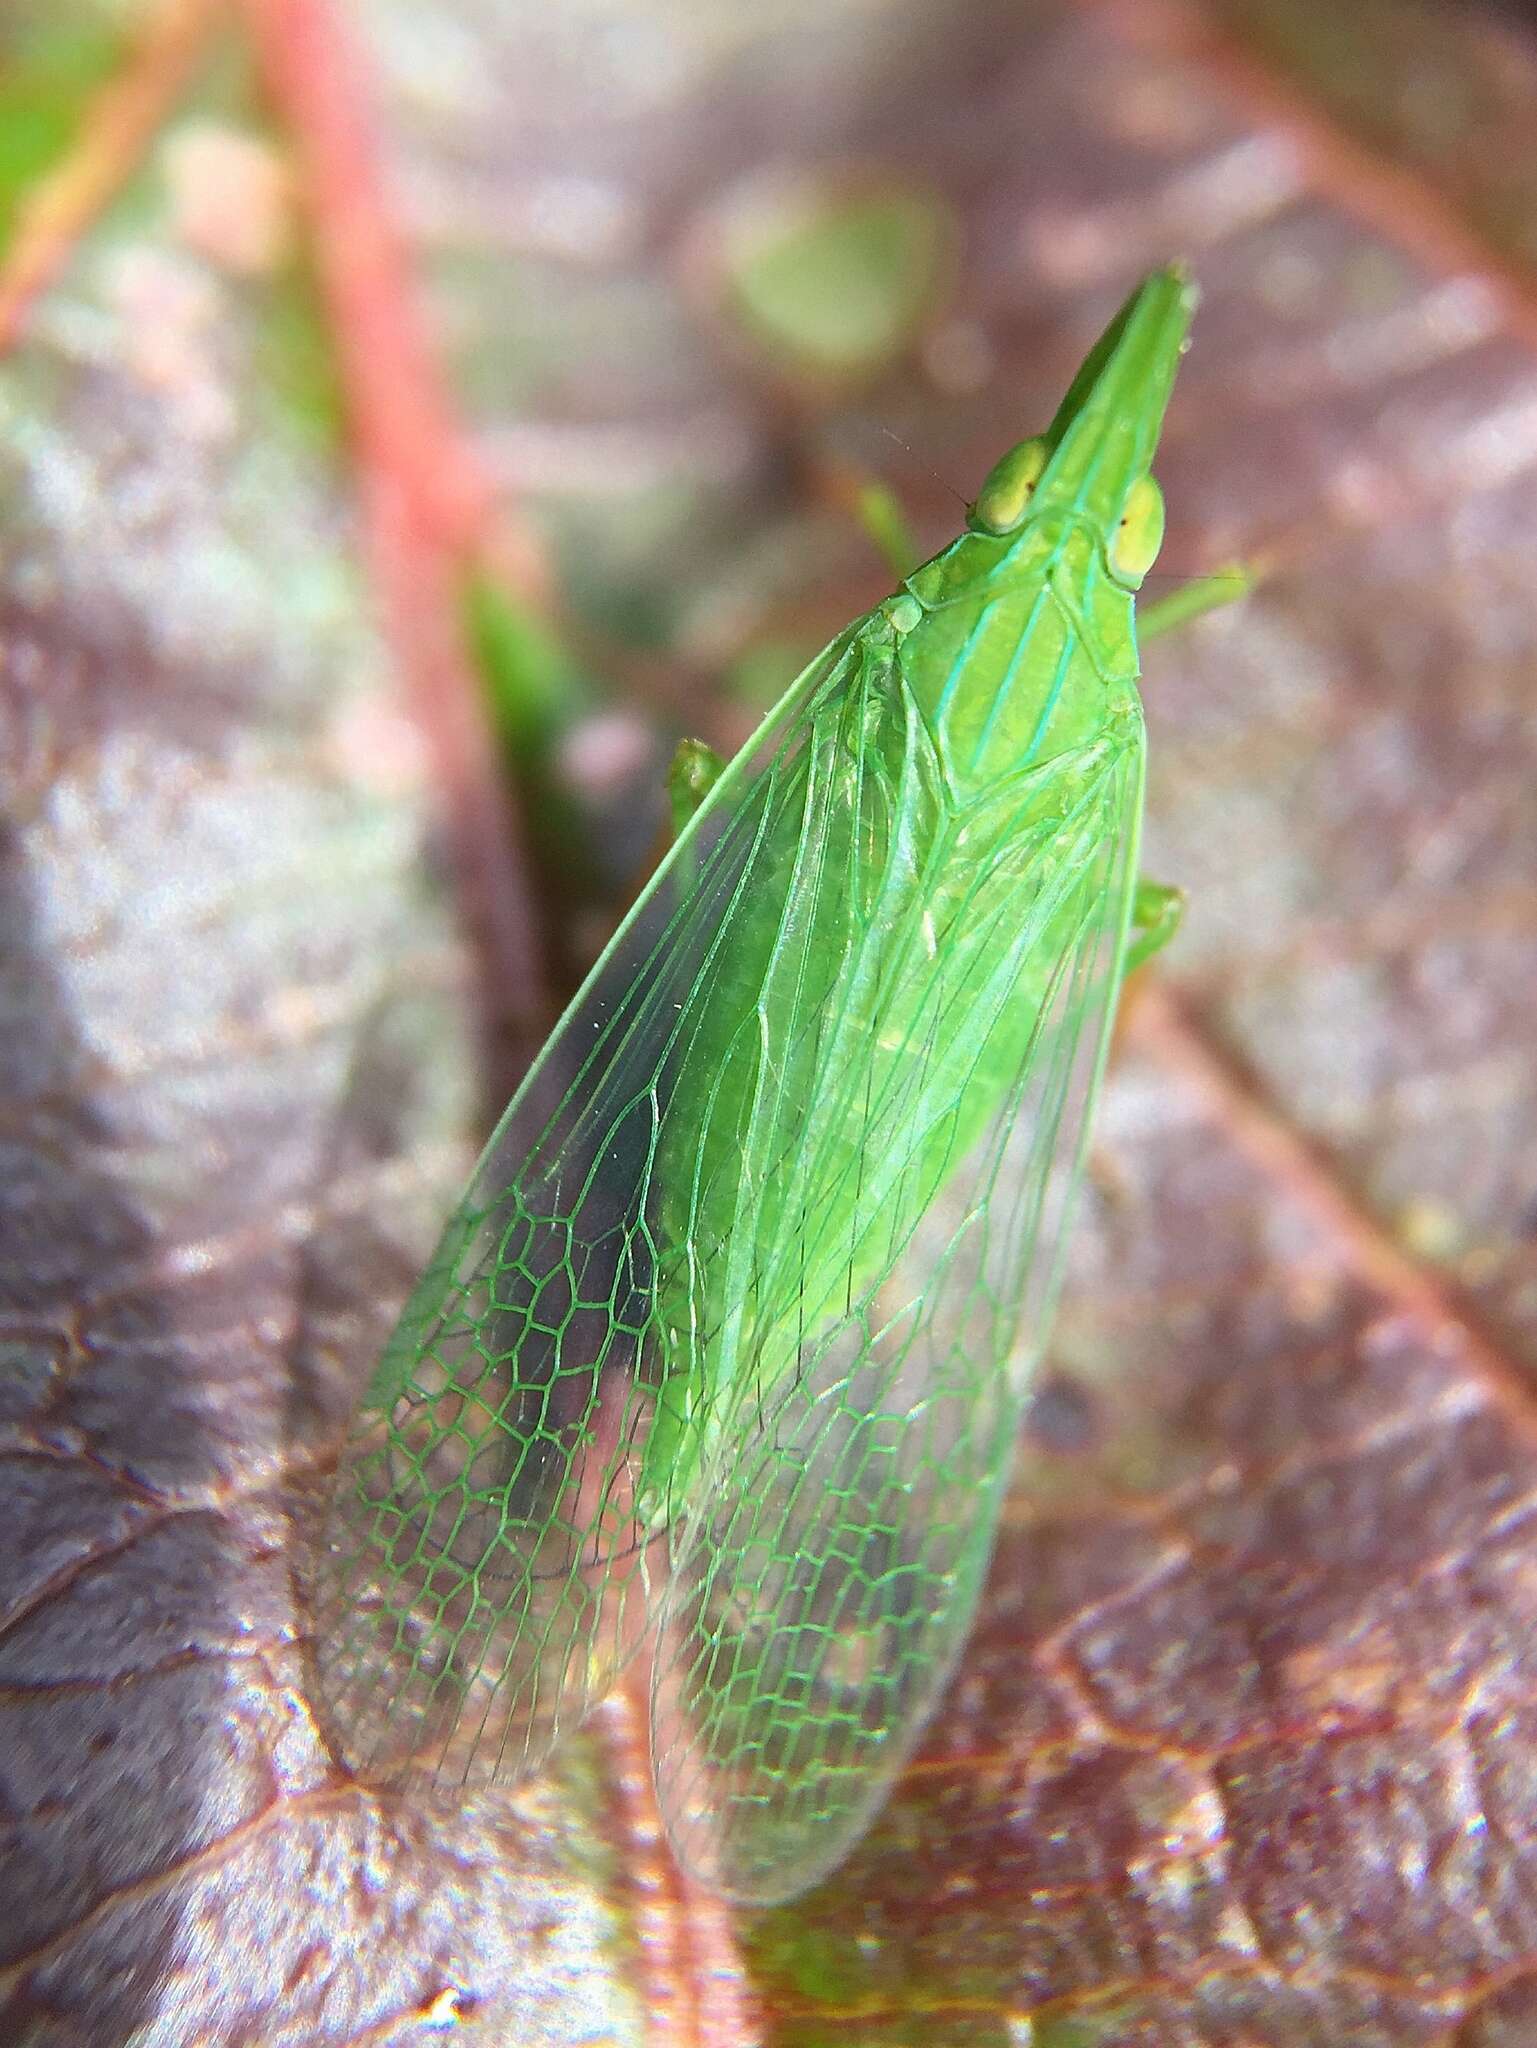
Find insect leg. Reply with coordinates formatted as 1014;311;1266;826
668;739;727;840
1138;561;1254;643
1124;878;1185;971
853;479;920;579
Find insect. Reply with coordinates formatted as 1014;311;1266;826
311;266;1212;1905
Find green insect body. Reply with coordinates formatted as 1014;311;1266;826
639;628;1130;1525
312;267;1196;1905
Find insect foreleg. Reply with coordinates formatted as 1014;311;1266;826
1138;562;1253;643
853;479;920;579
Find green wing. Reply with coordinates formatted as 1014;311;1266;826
310;598;1140;1891
647;733;1141;1904
309;631;860;1789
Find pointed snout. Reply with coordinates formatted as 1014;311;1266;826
1033;266;1195;539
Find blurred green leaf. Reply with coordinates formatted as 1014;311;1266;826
718;181;951;382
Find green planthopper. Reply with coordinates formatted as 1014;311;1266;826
310;266;1211;1905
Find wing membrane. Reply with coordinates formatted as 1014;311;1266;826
648;736;1141;1903
308;632;862;1787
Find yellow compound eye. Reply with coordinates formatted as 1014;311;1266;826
970;436;1049;535
1110;473;1165;584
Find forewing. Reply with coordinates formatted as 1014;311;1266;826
649;739;1141;1904
308;634;858;1790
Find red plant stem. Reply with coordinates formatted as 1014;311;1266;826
598;1682;765;2048
241;0;547;1055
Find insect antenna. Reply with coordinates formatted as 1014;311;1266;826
876;423;970;513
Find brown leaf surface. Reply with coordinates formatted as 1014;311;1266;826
3;1;1536;2043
